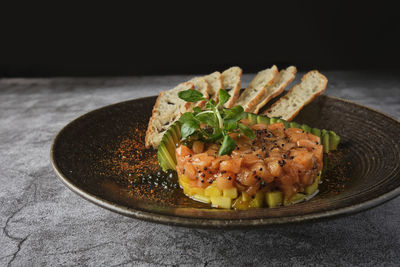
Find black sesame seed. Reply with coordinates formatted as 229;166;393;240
227;176;232;180
281;143;285;147
259;167;263;171
201;173;205;177
182;169;186;174
282;154;287;159
201;180;204;183
290;156;294;160
204;167;207;170
316;142;319;145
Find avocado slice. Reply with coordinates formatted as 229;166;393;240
311;128;321;137
256;115;270;125
289;122;301;129
269;117;279;124
301;124;311;133
157;121;182;171
157;144;176;171
277;119;290;129
329;131;341;151
246;113;259;124
304;171;322;195
321;129;330;153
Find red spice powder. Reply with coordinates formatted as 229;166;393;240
114;127;159;175
93;123;183;205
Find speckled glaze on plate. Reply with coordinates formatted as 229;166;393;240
50;95;400;228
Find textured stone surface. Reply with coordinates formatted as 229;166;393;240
0;71;400;266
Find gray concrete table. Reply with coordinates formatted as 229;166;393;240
1;71;400;266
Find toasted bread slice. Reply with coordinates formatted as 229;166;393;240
220;66;242;108
186;77;210;109
145;82;195;149
204;71;223;101
234;65;278;112
251;66;297;114
262;70;327;121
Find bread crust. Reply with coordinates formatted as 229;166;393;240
145;91;165;148
196;78;211;108
236;65;279;112
224;68;242;108
243;65;279;112
204;71;223;101
285;71;327;121
253;66;297;114
145;82;195;148
263;70;327;121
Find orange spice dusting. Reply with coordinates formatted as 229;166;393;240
93;122;181;205
112;127;159;176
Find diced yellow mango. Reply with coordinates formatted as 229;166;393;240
183;186;191;196
192;194;211;204
205;185;222;197
232;198;250;210
181;184;204;197
223;187;238;199
266;191;283;208
241;192;252;202
249;191;264;208
210;196;232;209
191;187;205;196
179;175;190;188
179;175;205;196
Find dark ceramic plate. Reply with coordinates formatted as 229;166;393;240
50;95;400;228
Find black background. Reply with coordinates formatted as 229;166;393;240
1;2;399;77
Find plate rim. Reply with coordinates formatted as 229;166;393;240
50;95;400;228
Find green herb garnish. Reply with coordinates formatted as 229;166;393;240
177;89;255;156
